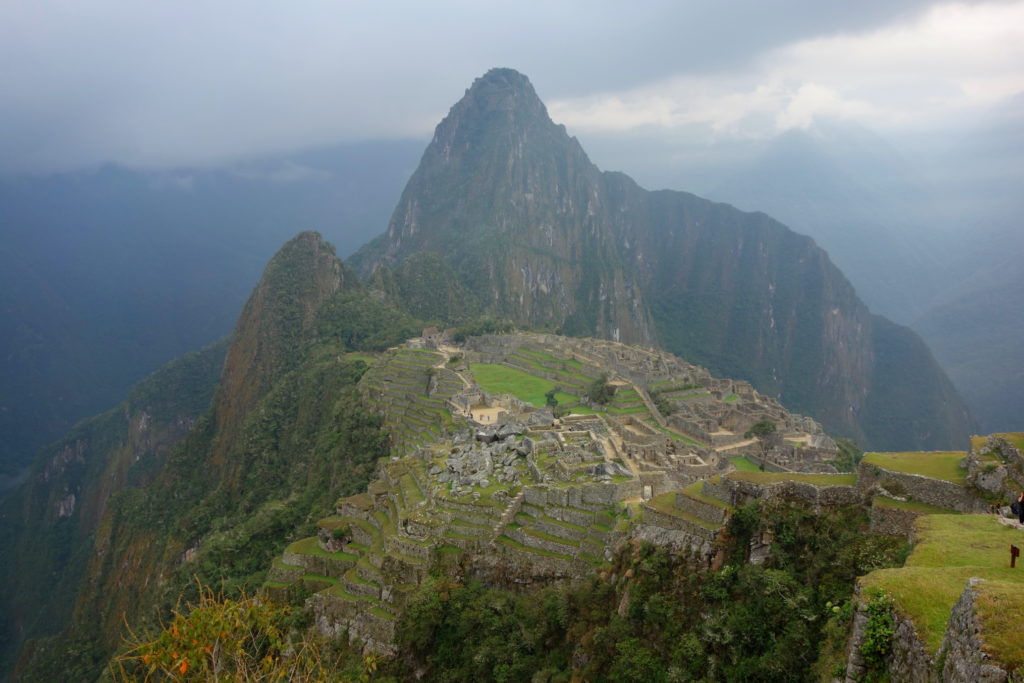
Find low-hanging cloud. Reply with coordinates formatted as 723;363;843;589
0;0;1014;172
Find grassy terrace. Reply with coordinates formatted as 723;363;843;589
682;481;734;510
519;348;584;371
644;492;722;530
644;419;704;447
470;363;578;407
873;496;959;514
729;456;760;471
725;471;857;486
862;451;967;484
862;514;1024;658
496;535;573;561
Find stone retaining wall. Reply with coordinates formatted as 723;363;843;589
729;479;861;509
869;505;919;537
639;505;718;542
939;578;1012;681
675;492;730;524
857;462;986;513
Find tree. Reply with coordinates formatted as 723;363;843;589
588;374;615;406
744;420;780;459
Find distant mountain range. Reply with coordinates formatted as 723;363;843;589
0;140;421;478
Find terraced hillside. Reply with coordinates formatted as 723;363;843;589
265;332;848;649
263;332;1023;668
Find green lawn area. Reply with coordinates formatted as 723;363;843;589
862;514;1024;658
723;393;739;403
729;456;760;471
470;363;577;407
862;451;967;484
725;471;857;486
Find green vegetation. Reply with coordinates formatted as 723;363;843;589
729;456;761;472
588;373;615;406
387;501;904;681
109;583;370;681
862;515;1024;653
470;363;575;407
452;316;513;342
862;451;967;484
974;580;1024;672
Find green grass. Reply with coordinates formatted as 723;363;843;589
729;456;760;472
523;527;580;548
862;514;1024;654
644;493;722;531
644;419;704;447
974;580;1024;671
496;535;573;561
723;393;739;403
470;363;577;407
682;481;734;511
862;451;967;484
725;471;857;486
872;496;959;514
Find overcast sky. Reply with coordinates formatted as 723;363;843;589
1;0;1022;173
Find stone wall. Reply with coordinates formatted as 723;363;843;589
728;478;861;510
939;578;1012;682
843;591;931;683
857;461;987;513
870;505;919;537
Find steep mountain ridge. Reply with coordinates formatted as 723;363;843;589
0;340;227;679
353;68;972;450
5;232;394;680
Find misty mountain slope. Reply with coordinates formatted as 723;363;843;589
913;267;1024;434
0;339;227;678
6;232;412;680
706;126;953;323
352;68;973;450
0;140;421;477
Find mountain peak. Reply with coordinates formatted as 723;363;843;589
439;68;552;140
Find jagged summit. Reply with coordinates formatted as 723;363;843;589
454;68;549;121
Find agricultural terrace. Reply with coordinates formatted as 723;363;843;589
862;514;1024;665
729;456;760;472
862;451;968;485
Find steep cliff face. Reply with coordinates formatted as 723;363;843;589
352;68;973;450
0;341;226;679
353;68;655;345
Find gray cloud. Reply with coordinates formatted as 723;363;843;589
0;0;1011;172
